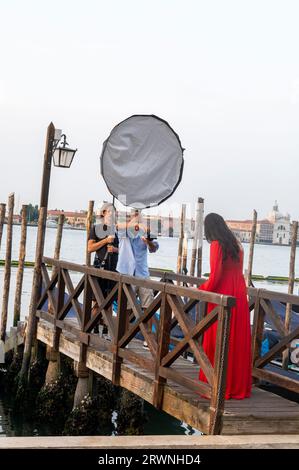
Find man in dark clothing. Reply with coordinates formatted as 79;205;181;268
87;202;119;334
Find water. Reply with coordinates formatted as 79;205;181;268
0;224;298;436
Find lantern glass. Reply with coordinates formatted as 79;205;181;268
53;147;77;168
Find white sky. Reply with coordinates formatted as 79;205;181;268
0;0;299;220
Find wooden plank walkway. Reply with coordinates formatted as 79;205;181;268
37;318;299;436
1;434;299;449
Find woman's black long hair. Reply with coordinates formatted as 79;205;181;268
204;213;240;262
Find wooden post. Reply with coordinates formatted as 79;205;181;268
182;232;188;275
190;198;200;277
247;209;257;287
85;201;95;390
73;274;92;405
112;281;127;385
0;193;14;342
196;198;204;278
13;205;28;327
44;212;64;382
153;293;172;408
282;221;298;370
20;123;55;380
209;305;231;434
168;212;173;238
86;200;94;267
0;203;6;251
177;204;186;276
251;290;264;384
51;213;64;279
19;207;47;378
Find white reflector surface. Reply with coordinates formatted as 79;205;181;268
101;115;184;208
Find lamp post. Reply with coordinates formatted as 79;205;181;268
19;122;77;380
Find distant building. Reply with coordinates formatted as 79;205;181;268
257;220;273;243
267;201;290;245
226;202;291;245
226;220;252;243
47;210;87;228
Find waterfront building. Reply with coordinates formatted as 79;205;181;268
226;202;291;245
47;210;87;228
267;201;291;245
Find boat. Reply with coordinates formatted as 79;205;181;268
46;219;58;228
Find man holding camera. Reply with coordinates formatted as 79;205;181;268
116;210;159;347
88;202;119;333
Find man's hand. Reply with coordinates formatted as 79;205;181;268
106;235;115;244
141;237;158;253
107;244;115;253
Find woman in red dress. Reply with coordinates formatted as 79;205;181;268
199;213;252;399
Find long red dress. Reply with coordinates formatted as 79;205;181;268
199;240;252;399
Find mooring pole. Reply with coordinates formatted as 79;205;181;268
45;212;65;384
13;204;28;327
20;123;55;380
52;213;64;279
196;198;204;279
86;200;94;267
177;204;186;277
0;193;14;341
247;209;257;287
282;220;298;370
0;203;6;251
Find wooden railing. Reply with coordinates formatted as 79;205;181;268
248;287;299;394
36;257;235;435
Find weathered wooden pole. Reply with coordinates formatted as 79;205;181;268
44;212;65;384
168;212;173;237
52;213;64;278
182;232;188;275
282;220;298;370
20;122;55;380
0;193;14;342
86;200;94;267
196;198;204;278
84;201;95;395
190;198;202;277
246;209;257;287
0;203;6;251
13;205;28;327
177;204;186;276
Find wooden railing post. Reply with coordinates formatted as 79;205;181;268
112;280;127;386
153;290;172;408
209;303;231;435
44;265;64;385
73;273;92;407
251;290;264;374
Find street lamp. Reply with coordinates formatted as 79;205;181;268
20;122;77;379
53;133;77;168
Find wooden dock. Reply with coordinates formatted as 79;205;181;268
37;317;299;435
21;257;298;436
2;255;299;436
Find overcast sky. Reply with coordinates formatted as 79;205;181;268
0;0;298;221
